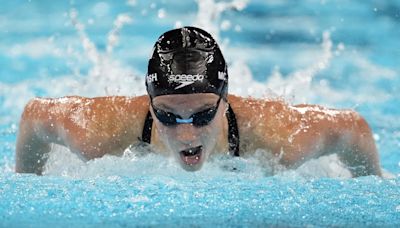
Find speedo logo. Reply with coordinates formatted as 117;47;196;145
168;74;205;90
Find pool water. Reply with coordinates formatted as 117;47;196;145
1;0;400;227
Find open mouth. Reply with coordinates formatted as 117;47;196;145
179;145;203;166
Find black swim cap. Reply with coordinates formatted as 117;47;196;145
146;26;228;99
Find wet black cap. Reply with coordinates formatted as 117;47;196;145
146;26;228;99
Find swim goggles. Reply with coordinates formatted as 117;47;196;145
151;97;221;127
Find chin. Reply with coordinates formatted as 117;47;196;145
180;161;204;171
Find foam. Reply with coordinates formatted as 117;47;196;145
43;144;356;180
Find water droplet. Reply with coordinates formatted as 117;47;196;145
158;9;166;19
175;21;182;28
234;25;242;32
220;20;231;31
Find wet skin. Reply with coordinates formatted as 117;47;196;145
15;94;382;176
150;93;228;171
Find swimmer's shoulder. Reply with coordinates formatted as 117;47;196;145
226;94;289;150
22;95;151;157
23;95;149;117
227;94;358;122
227;94;288;121
27;95;148;104
23;95;150;133
289;103;363;125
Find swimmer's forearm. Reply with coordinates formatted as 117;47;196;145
338;143;382;177
337;117;382;177
15;119;52;175
15;130;51;174
15;100;62;175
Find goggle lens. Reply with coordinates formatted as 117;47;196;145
152;97;221;127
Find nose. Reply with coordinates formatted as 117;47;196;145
175;123;198;145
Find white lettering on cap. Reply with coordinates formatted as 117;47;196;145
147;73;158;83
218;71;227;81
168;74;205;90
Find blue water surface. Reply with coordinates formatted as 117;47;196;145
1;0;400;227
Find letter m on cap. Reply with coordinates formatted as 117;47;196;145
218;71;226;81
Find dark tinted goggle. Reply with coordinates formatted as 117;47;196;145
151;97;221;127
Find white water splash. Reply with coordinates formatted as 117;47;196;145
43;144;354;179
194;0;249;42
0;8;143;125
107;14;133;54
265;31;335;103
69;8;142;96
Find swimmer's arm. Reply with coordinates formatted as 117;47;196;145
298;108;382;177
15;99;65;175
269;103;382;177
15;96;150;175
332;113;382;177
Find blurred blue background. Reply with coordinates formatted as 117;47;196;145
0;0;399;227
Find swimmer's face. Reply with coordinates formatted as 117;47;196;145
151;93;227;171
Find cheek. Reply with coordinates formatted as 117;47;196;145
200;126;217;140
156;125;175;143
159;124;210;147
200;118;224;144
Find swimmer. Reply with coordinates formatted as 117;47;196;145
15;26;382;177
